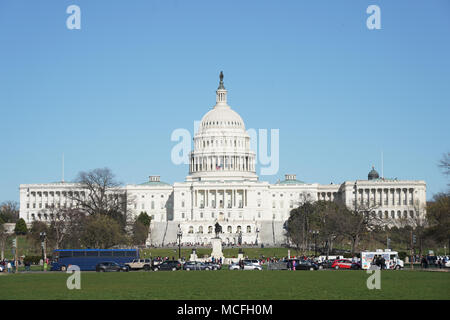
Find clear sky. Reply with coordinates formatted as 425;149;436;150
0;0;449;203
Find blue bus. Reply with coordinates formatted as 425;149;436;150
51;249;139;271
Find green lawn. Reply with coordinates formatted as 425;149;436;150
0;269;448;300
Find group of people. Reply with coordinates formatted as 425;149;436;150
371;255;387;269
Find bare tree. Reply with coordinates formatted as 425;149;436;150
439;152;450;179
0;201;19;223
68;168;132;229
329;202;382;255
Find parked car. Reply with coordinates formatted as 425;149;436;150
287;259;319;271
351;261;362;270
183;261;210;271
243;259;261;267
153;260;182;271
229;262;262;270
124;259;152;271
318;259;336;269
331;259;353;269
204;261;221;270
96;261;129;272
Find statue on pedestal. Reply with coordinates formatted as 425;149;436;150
214;222;222;239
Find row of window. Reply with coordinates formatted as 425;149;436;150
187;225;252;234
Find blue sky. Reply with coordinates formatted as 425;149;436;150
0;0;449;202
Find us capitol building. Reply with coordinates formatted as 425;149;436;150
19;73;427;246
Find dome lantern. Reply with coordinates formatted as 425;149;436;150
368;166;380;180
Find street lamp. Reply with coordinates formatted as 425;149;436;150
177;225;182;261
39;232;47;271
255;227;260;246
312;230;319;256
39;232;47;261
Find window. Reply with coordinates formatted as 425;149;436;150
198;226;203;234
208;226;213;233
227;226;232;233
182;212;185;219
211;212;215;218
237;226;241;233
247;226;251;233
113;251;126;257
127;251;137;257
100;251;113;257
86;251;98;257
181;201;185;208
59;251;73;258
73;251;85;257
200;212;203;218
188;226;193;234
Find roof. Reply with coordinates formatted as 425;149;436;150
139;180;171;186
275;179;306;185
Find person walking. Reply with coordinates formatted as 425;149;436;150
7;261;11;273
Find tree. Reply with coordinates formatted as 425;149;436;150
285;202;315;254
69;168;131;229
14;218;28;235
27;221;49;253
328;202;381;255
132;221;149;246
0;201;19;223
81;214;127;249
439;152;450;183
137;211;151;227
0;220;10;260
426;192;450;251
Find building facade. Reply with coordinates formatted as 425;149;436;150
19;74;427;246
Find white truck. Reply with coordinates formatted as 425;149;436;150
361;249;404;270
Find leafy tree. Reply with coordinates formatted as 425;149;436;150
132;221;149;246
14;218;28;235
137;211;151;227
81;214;126;249
426;192;450;250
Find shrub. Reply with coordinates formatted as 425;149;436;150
23;255;41;265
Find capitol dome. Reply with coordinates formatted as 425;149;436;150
187;72;257;182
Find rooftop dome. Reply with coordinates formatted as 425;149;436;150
368;166;380;180
198;71;246;134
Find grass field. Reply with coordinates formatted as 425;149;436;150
0;269;448;300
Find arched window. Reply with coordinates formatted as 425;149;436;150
188;226;193;234
227;226;232;233
397;211;401;219
237;225;241;233
247;226;251;233
410;210;414;218
208;226;213;234
198;226;203;234
391;211;395;219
